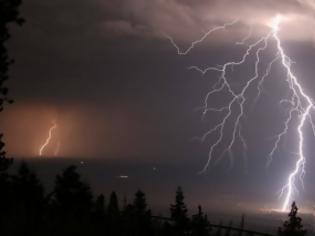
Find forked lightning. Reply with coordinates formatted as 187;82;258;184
167;15;314;211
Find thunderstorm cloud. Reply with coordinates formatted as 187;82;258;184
2;0;315;211
103;0;315;43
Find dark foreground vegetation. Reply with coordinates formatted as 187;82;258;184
0;160;308;236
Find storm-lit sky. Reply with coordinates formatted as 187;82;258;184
2;0;315;213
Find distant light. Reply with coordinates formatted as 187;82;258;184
118;175;129;179
259;207;286;214
80;161;85;165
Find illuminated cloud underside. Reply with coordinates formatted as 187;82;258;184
104;0;315;44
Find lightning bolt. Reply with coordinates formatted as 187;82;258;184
167;15;314;212
165;19;239;56
39;121;57;157
272;16;313;211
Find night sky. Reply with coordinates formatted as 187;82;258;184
2;0;315;214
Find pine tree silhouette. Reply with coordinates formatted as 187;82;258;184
11;162;45;236
0;0;23;175
133;190;152;236
0;0;23;112
170;186;190;235
94;194;106;221
0;135;12;172
92;194;106;235
278;202;307;236
191;205;211;236
134;190;148;214
107;191;120;235
0;1;23;233
53;165;92;214
51;165;92;236
108;191;119;216
238;214;245;236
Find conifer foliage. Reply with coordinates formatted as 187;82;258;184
278;202;307;236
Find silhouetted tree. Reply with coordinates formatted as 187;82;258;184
53;165;92;213
0;138;12;235
107;191;120;235
120;190;153;236
108;191;119;215
0;0;24;171
134;190;147;214
10;162;45;235
94;194;106;221
170;186;190;235
238;215;245;236
191;205;211;236
91;194;106;235
0;0;24;101
121;202;135;236
0;135;12;172
133;190;152;235
0;1;23;232
51;165;93;236
278;202;306;236
0;136;12;236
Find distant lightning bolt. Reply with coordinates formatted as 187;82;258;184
167;15;314;212
39;121;57;157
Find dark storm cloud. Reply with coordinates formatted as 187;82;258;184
5;0;315;159
102;0;315;42
6;0;206;160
